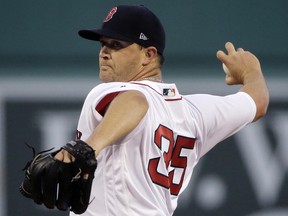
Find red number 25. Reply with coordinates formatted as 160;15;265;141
148;125;195;196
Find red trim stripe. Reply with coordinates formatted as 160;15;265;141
95;92;120;116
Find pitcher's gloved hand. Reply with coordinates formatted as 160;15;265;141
20;140;97;214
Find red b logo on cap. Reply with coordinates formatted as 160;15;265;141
103;7;117;22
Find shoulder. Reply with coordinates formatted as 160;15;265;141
88;82;145;96
84;82;148;116
184;92;255;107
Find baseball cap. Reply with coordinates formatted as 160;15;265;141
78;5;166;54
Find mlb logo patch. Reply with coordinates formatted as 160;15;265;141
163;88;175;97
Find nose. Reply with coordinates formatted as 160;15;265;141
99;45;111;59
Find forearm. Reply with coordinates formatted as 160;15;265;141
217;42;269;122
240;71;269;122
86;90;149;156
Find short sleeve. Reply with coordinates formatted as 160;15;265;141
184;92;256;158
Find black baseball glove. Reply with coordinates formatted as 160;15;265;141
20;140;97;214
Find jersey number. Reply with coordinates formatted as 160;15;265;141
148;125;195;196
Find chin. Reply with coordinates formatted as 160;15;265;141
99;75;113;83
99;71;111;82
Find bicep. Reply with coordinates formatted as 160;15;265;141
86;90;149;155
185;92;256;157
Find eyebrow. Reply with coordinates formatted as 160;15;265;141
99;37;129;43
99;39;133;50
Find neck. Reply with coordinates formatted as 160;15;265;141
143;77;163;83
132;65;163;82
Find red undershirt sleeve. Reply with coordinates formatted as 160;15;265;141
95;92;121;116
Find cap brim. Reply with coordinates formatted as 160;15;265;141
78;29;133;43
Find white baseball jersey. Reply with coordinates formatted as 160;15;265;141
71;80;256;216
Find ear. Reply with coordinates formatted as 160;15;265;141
142;47;158;65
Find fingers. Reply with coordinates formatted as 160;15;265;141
54;150;64;161
216;42;234;63
54;150;75;163
42;162;58;209
225;42;236;54
216;42;244;63
57;163;73;211
63;150;75;162
216;50;225;58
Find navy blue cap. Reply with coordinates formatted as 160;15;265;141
78;5;166;54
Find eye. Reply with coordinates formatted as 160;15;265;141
100;41;105;47
109;41;125;50
100;41;122;50
100;40;132;50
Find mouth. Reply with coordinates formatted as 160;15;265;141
100;64;112;71
100;61;111;67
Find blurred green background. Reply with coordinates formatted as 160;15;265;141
1;0;287;78
1;1;288;216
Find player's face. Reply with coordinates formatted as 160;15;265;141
99;37;145;82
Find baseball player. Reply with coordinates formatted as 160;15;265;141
20;5;269;216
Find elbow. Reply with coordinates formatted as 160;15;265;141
253;92;269;122
255;103;268;120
